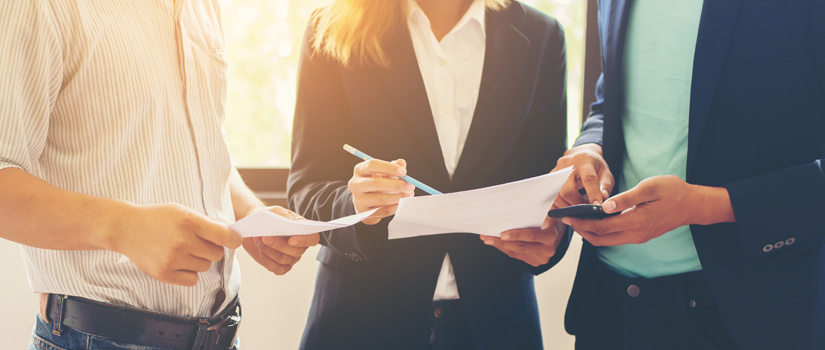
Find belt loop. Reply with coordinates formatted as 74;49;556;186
51;295;66;336
191;319;210;350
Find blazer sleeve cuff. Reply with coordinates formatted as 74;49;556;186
725;160;825;259
320;190;390;261
572;114;604;148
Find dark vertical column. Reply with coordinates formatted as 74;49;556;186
581;0;601;123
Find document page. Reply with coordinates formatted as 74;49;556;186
118;209;378;263
387;167;573;239
230;209;378;237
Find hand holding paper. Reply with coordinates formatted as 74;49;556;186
234;207;377;275
240;206;317;276
481;216;567;267
119;208;377;265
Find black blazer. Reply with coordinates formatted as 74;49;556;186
567;0;825;349
288;3;568;349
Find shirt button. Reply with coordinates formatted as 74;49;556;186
774;241;784;249
627;284;640;298
442;105;452;114
763;244;773;253
438;58;447;67
786;237;796;246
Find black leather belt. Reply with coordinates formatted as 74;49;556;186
46;294;241;350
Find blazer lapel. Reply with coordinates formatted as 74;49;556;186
378;27;447;174
687;0;744;175
451;7;530;185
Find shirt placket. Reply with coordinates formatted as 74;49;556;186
432;38;459;176
173;0;213;218
177;0;236;316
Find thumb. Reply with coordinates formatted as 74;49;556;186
602;183;654;214
269;206;304;220
289;233;320;247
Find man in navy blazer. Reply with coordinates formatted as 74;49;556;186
500;0;825;349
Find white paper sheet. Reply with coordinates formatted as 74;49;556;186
118;209;378;263
387;167;573;239
230;208;378;237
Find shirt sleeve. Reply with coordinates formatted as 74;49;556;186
0;1;62;173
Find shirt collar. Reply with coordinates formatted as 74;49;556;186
407;0;487;37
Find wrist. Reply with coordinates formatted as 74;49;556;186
94;199;137;253
567;143;603;156
235;198;265;220
688;185;735;226
229;168;265;220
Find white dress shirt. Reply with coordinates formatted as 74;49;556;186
0;0;238;317
406;0;486;301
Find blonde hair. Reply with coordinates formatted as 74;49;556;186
312;0;511;67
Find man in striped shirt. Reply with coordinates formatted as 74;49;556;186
0;1;317;349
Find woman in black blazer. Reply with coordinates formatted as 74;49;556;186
288;1;569;349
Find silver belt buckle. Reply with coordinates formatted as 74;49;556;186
207;313;241;348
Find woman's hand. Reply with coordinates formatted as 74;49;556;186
480;216;566;267
348;158;415;225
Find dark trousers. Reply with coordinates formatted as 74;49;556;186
429;299;473;350
574;260;737;350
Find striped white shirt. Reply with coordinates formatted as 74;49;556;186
0;0;239;317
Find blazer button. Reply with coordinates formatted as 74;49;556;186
786;237;796;246
774;241;785;249
627;284;640;298
763;244;773;253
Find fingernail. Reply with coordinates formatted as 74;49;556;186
406;183;415;191
397;167;406;176
603;200;616;212
288;238;299;246
501;233;510;240
483;239;493;245
562;218;571;225
263;236;274;245
602;189;610;198
592;200;601;205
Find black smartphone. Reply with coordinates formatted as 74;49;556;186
547;204;617;220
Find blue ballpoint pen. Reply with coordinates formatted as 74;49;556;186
343;144;442;195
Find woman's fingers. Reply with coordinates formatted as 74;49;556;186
350;176;413;194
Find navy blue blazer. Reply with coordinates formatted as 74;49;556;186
567;0;825;349
288;3;569;349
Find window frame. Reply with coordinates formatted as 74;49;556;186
239;0;601;203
